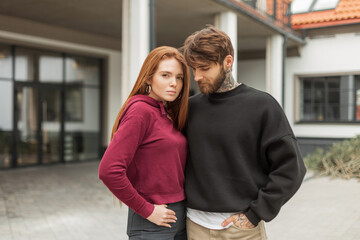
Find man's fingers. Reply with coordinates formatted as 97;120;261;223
221;215;236;227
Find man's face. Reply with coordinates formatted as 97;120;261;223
192;61;226;95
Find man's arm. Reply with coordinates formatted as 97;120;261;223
222;135;306;228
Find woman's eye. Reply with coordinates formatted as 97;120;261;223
162;74;169;78
201;68;209;71
177;76;184;80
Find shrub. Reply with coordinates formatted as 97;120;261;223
304;136;360;180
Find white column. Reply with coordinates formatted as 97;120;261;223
215;12;238;81
121;0;150;103
266;34;283;105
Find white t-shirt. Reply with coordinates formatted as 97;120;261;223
187;208;238;230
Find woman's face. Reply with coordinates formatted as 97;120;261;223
148;58;184;103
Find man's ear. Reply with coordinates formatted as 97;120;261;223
223;55;233;70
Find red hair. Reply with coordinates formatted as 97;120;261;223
110;46;190;140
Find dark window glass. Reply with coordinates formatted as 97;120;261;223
300;75;358;122
15;48;63;83
0;44;12;79
313;79;325;121
66;56;100;86
64;87;100;162
301;80;313;120
41;88;62;164
0;81;13;168
39;55;63;82
356;76;360;121
326;77;340;121
16;87;39;166
65;84;83;122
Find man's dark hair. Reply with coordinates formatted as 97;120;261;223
182;25;234;68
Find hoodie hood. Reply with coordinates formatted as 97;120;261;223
113;94;167;135
126;94;167;116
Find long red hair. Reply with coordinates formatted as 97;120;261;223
110;46;190;140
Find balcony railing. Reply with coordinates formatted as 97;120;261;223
240;0;292;27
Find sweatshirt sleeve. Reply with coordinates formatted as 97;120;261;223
98;104;154;219
245;99;307;226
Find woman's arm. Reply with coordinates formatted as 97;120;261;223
98;105;154;218
98;104;178;227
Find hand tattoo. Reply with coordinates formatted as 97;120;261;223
234;213;255;229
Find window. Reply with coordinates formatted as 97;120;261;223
0;43;103;168
15;48;63;83
299;75;359;123
65;84;83;122
39;55;63;82
356;76;360;121
291;0;313;14
312;0;339;11
66;56;100;86
0;44;12;80
0;81;13;168
291;0;340;14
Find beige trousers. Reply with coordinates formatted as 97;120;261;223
187;217;268;240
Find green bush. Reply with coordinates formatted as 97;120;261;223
304;136;360;180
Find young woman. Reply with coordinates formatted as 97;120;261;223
98;46;190;240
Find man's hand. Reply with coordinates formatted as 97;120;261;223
146;204;177;228
221;213;255;229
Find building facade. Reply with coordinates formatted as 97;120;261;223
239;0;360;154
1;0;358;169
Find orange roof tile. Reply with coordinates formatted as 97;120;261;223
291;0;360;29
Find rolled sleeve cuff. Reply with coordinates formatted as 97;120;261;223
135;202;155;219
245;209;261;226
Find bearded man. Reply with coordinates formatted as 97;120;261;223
182;26;306;240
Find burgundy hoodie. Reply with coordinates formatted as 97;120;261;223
98;95;187;218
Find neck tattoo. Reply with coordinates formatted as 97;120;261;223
216;69;240;93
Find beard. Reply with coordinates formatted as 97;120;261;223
197;66;226;95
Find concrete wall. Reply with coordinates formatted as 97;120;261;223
238;59;266;92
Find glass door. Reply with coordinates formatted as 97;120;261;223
41;87;62;164
16;85;39;166
15;84;63;166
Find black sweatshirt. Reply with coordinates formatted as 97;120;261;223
185;84;306;226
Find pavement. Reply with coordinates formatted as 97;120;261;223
0;161;359;240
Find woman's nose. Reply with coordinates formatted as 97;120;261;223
170;77;177;87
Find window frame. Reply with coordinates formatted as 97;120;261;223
295;73;360;124
290;0;340;14
0;42;105;169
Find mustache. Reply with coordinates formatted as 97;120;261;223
197;80;210;84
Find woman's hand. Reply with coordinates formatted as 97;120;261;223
146;204;177;228
221;213;255;229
